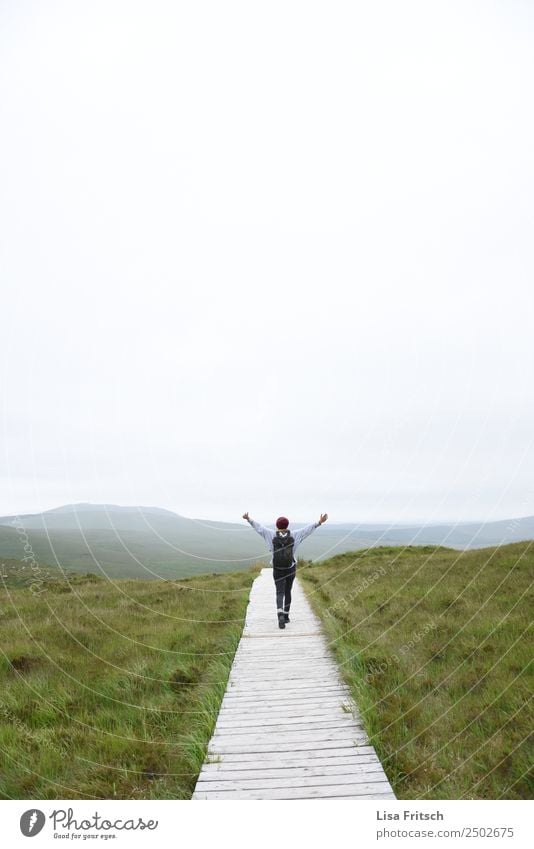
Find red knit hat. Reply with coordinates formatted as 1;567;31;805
276;516;289;529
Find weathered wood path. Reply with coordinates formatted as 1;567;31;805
193;568;396;799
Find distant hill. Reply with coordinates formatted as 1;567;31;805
44;502;179;516
0;503;532;580
322;516;534;549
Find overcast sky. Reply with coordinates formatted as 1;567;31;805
1;0;533;524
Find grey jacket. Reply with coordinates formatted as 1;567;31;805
247;518;320;566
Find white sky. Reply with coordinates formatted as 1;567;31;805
1;0;533;524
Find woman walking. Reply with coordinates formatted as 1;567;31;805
242;512;328;628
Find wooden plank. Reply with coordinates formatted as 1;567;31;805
218;705;354;717
208;738;368;755
230;661;335;672
216;706;356;720
218;698;352;711
220;690;351;703
201;755;382;774
210;728;362;744
219;700;361;725
196;772;391;791
230;668;342;686
218;704;352;718
228;671;340;682
198;762;388;781
226;680;348;693
240;636;321;642
220;693;349;705
234;646;338;656
193;781;396;800
214;718;361;733
224;682;347;692
232;655;327;664
215;711;359;725
204;747;377;766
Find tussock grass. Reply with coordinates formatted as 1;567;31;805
0;562;256;799
300;542;533;800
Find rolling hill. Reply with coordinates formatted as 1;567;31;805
0;503;533;580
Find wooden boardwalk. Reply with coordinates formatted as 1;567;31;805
193;568;396;799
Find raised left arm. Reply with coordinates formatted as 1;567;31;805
292;513;328;546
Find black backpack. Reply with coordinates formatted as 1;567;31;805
272;532;295;569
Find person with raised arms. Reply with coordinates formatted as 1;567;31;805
242;512;328;629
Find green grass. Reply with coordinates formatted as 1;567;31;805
299;542;533;800
0;560;257;799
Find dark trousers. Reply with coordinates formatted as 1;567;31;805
273;565;296;613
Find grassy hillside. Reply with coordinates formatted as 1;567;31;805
300;542;533;800
2;543;531;801
0;560;256;799
0;524;263;580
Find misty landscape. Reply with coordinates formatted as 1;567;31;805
1;0;533;811
1;503;533;579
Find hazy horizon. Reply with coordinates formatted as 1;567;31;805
1;500;534;529
1;1;533;525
